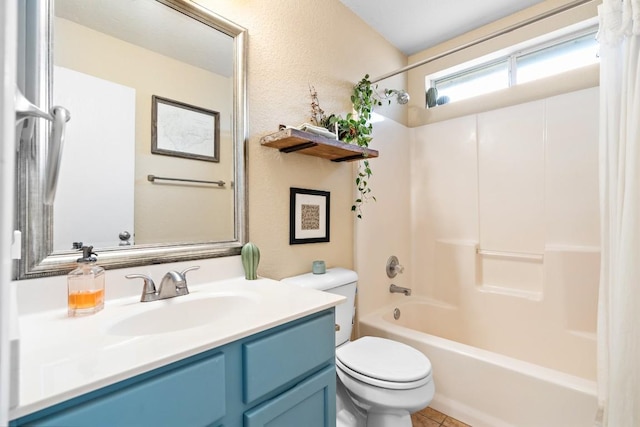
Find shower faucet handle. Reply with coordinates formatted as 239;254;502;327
386;255;404;278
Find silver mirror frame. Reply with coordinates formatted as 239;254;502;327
15;0;248;279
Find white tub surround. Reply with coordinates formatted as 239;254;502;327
10;260;344;420
355;87;600;426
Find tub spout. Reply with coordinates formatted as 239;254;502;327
389;284;411;296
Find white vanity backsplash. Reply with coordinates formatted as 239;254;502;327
13;255;245;316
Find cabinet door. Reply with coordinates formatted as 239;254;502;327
244;366;335;427
243;311;334;404
25;353;226;427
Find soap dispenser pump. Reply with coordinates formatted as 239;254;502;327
67;245;105;317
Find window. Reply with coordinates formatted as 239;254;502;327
429;28;598;105
435;60;509;103
515;32;599;84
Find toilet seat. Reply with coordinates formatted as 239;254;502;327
336;336;432;390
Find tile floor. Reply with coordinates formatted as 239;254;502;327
411;407;471;427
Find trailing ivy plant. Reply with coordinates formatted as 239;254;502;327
310;75;394;219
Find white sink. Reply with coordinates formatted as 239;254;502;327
107;291;260;336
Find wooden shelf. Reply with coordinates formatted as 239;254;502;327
260;128;379;162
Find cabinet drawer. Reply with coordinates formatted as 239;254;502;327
25;353;226;427
244;365;336;427
243;311;334;404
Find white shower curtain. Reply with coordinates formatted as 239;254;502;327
596;0;640;425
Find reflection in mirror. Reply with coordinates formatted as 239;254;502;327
15;0;247;278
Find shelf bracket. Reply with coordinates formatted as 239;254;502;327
279;142;318;153
332;154;366;162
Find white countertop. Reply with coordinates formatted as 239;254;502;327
11;276;345;419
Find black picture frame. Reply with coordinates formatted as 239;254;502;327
289;187;330;244
151;95;220;162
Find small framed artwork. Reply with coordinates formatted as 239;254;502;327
290;187;330;244
151;95;220;162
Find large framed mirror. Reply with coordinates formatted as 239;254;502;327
15;0;247;279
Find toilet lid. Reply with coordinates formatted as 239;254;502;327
336;336;432;383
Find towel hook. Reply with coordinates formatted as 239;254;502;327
15;87;71;205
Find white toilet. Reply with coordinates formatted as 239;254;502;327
282;268;434;427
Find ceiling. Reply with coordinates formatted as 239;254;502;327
57;0;550;75
55;0;234;77
339;0;547;55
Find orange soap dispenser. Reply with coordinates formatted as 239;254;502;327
67;245;105;317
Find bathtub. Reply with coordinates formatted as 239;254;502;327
358;300;598;427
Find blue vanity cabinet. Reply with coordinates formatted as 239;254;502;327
244;366;335;427
11;309;336;427
242;310;336;427
14;353;227;427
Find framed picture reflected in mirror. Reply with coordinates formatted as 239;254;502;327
152;95;220;162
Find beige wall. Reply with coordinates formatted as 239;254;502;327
195;0;407;279
55;18;235;244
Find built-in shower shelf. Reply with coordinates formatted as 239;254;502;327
260;128;379;162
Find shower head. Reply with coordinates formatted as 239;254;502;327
396;90;410;104
386;89;410;105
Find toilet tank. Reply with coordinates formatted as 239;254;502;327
282;268;357;346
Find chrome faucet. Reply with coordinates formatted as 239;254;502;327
389;284;411;296
126;266;200;302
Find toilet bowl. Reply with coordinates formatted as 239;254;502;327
282;268;435;427
336;336;434;427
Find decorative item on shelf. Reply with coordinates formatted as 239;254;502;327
309;76;406;219
437;95;450;105
263;80;407;219
309;85;327;130
426;87;450;109
290;187;330;244
284;122;337;139
426;87;438;108
241;242;260;280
